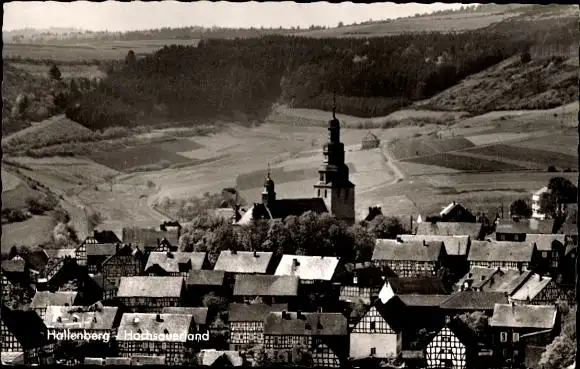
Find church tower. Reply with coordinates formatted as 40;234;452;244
261;163;276;207
313;96;355;224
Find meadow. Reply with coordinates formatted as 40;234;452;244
1;215;56;252
388;137;475;161
89;146;192;172
403;152;527;172
463;144;578;169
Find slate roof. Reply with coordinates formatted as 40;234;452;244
1;303;47;349
89;273;117;292
372;239;443;261
213;250;273;274
162;307;208;325
199;350;244;367
274;255;340;281
186;270;225;286
399;234;470;256
387;276;449;295
45;248;77;260
342;263;386;286
484;270;531;294
31;291;78;308
468;241;535;263
1;352;24;365
237;199;328;224
440;202;467;216
117;276;183;298
371;294;409;333
1;258;26;273
496;219;555;234
122;227;179;247
92;230;122;244
233;274;299;296
456;267;502;291
264;311;347;336
85;243;118;256
228;303;288;322
117;313;194;342
416;222;484;240
510;274;553;301
144;251;207;273
490;304;557;329
524;234;566;251
440;291;508;311
398;294;451;307
44;305;118;330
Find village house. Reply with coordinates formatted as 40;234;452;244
425;317;485;369
213;250;275;287
361;131;380;150
1;256;29;285
1;303;53;365
75;230;121;267
349;282;407;361
560;244;577;286
85;243;120;273
122;227;180;253
494;218;555;241
489;303;559;367
116;276;184;312
88;273;118;300
398;294;450;339
160;221;182;238
387;276;450;295
467;240;539;270
372;238;447;278
274;254;343;311
339;262;386;305
116;312;197;365
232;274;299;306
508;272;572;305
439;291;509;318
30;291;80;319
185;270;227;306
531;187;549;220
438;202;477;223
162;307;209;334
523;234;566;274
100;244;145;289
197;349;245;367
455;266;505;292
263;311;348;367
144;251;208;277
415;222;485;241
227;303;288;351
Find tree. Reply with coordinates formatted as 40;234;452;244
368;215;406;239
87;211;104;230
548;177;577;204
53;207;71;223
26;196;46;215
202;291;228;313
125;50;137;69
458;311;489;333
540;192;559;219
337;21;344;28
49;63;62;80
509;199;533;218
52;222;79;246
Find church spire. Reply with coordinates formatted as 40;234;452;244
262;162;275;206
332;90;336;119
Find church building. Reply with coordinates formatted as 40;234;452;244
236;108;356;225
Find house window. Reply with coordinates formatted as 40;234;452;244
542;251;548;258
500;332;508;343
513;333;519;342
324;190;327;198
370;322;376;331
370;347;376;356
514;235;519;241
442;337;450;342
499;235;505;241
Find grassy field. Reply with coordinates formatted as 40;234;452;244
89;146;193;172
403;152;527;172
463;144;578;169
1;169;22;193
511;133;578;156
3;39;201;62
1;215;56;252
7;62;107;79
388;137;475;161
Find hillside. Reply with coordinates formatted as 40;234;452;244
414;55;579;112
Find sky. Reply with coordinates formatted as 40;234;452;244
3;1;466;31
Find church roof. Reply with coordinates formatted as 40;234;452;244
236;199;328;224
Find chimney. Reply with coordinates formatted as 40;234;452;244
254;251;258;257
423;239;428;246
133;317;140;324
156;314;164;322
539;274;543;281
57;316;62;323
292;258;300;271
167;251;173;258
396;236;403;243
353;273;358;285
93;317;97;323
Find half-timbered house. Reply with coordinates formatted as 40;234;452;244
100;244;145;289
372;239;446;278
455;266;504;292
89;273;118;300
274;255;342;310
116;313;196;365
232;274;299;306
439;291;508;317
467;241;538;270
162;307;209;333
228;303;288;351
116;276;184;312
1;303;53;365
490;303;559;367
398;294;450;337
509;273;572;305
213;250;275;287
85;243;120;273
349;282;408;360
1;256;28;285
144;251;208;277
416;222;485;241
122;227;179;253
31;291;79;319
524;234;566;274
425;317;478;369
198;349;245;366
339;262;386;304
75;230;121;266
185;270;227;306
495;219;555;241
263;311;348;367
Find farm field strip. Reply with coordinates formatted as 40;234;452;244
1;215;56;251
462;143;578;169
451;151;545;170
89;146;193;172
465;132;534;146
403;152;527;172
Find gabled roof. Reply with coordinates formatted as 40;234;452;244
144;251;207;273
440;202;468;216
372;239;443;261
44;305;118;330
484;269;531;295
387;276;449;295
237;199;328;224
122;227;179;247
440;291;508;311
117;276;183;298
274;255;340;281
213;250;273;274
162;307;208;325
92;230;122;244
264;311;347;336
468;241;535;263
456;266;502;290
31;291;78;309
398;294;451;307
428;318;478;348
85;243;118;257
117;313;193;342
370;290;409;333
342;263;386;286
186;270;225;286
233;274;299;296
490;304;557;330
1;258;26;273
524;234;566;251
496;219;555;235
510;274;553;301
1;303;47;349
228;303;288;322
416;222;484;240
199;350;244;366
399;234;470;256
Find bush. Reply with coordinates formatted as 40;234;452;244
53;207;71;224
2;208;29;223
548;166;557;172
26;196;46;215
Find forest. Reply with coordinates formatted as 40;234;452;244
63;17;577;130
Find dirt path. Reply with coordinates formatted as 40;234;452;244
357;146;406;195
